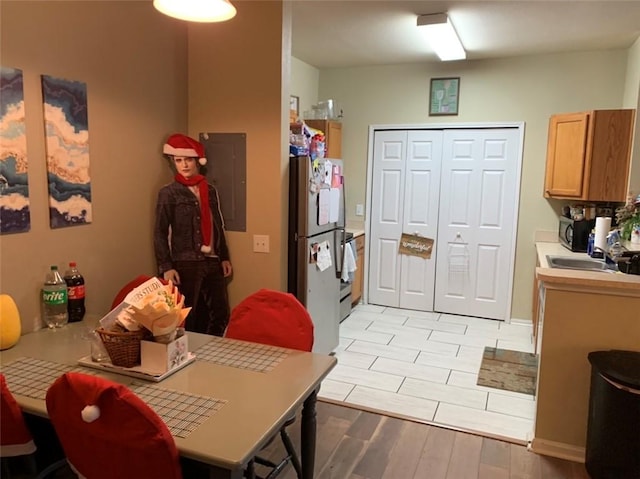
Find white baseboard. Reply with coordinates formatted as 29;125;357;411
529;437;585;463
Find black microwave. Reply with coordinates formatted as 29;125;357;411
559;217;595;252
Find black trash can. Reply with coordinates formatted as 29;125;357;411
586;350;640;479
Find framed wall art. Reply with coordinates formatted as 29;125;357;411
429;77;460;116
289;95;300;123
0;66;31;234
41;74;92;228
290;95;299;115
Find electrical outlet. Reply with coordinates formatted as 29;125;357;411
253;234;270;253
356;204;364;216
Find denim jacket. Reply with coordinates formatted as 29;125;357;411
154;181;230;275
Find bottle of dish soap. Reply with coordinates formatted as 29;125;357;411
587;230;595;257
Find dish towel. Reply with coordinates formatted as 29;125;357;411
341;242;357;282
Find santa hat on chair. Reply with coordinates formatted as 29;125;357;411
163;134;207;166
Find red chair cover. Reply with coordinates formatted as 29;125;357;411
0;374;36;457
225;289;314;351
110;275;154;310
45;372;182;479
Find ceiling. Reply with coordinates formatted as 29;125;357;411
291;0;640;68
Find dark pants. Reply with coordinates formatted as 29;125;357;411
175;258;230;336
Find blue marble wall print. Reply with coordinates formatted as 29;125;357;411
0;67;31;234
41;74;92;228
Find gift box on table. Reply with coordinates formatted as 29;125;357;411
98;277;191;369
141;333;189;374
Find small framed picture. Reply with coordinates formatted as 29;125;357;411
289;95;299;116
429;77;460;116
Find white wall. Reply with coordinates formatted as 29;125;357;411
291;58;320;120
187;1;290;305
624;37;640;195
302;49;631;321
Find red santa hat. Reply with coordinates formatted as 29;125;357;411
45;372;182;478
163;133;207;165
1;374;36;456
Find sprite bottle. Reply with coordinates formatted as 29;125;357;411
42;265;68;328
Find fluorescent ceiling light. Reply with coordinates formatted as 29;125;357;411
417;13;466;61
153;0;237;23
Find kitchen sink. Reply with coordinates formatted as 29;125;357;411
546;255;615;273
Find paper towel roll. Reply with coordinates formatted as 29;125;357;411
594;217;611;251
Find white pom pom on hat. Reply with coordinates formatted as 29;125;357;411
163;133;207;165
81;404;101;423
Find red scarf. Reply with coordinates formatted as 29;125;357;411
175;174;212;253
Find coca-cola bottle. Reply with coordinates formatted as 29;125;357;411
64;261;86;322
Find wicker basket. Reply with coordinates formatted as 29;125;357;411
97;327;150;368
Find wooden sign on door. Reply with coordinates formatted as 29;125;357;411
399;233;434;259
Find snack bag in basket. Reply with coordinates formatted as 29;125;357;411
99;277;189;339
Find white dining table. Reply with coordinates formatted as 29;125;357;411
0;321;337;479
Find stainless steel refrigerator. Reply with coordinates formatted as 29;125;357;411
288;156;346;354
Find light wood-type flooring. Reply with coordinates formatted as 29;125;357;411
3;390;590;479
260;400;590;479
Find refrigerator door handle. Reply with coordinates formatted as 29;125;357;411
335;227;345;278
335;171;347;278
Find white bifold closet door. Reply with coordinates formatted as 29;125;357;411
368;127;520;321
368;130;442;311
434;128;520;320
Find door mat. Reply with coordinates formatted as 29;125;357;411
477;347;538;396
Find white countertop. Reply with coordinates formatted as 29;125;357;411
346;227;364;238
535;241;640;296
535;242;585;267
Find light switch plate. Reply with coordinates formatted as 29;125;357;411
253;234;269;253
356;204;364;216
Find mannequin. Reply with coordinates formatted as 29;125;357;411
153;134;232;336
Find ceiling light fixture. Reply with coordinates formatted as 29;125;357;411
417;13;466;61
153;0;237;23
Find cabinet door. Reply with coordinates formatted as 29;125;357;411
327;121;342;159
535;283;545;356
544;112;589;199
351;235;365;305
532;257;540;351
586;109;635;202
305;120;342;159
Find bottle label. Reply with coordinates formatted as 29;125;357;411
43;289;67;305
68;285;86;300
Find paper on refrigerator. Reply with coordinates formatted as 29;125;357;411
316;241;332;271
318;189;330;225
329;188;340;223
331;164;342;188
323;160;333;185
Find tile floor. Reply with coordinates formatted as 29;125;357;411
317;304;536;444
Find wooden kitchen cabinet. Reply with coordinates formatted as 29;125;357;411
544;109;635;202
534;280;545;356
532;256;541;353
304;120;342;159
351;234;365;306
532;269;640;461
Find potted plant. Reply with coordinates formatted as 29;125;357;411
615;193;640;243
